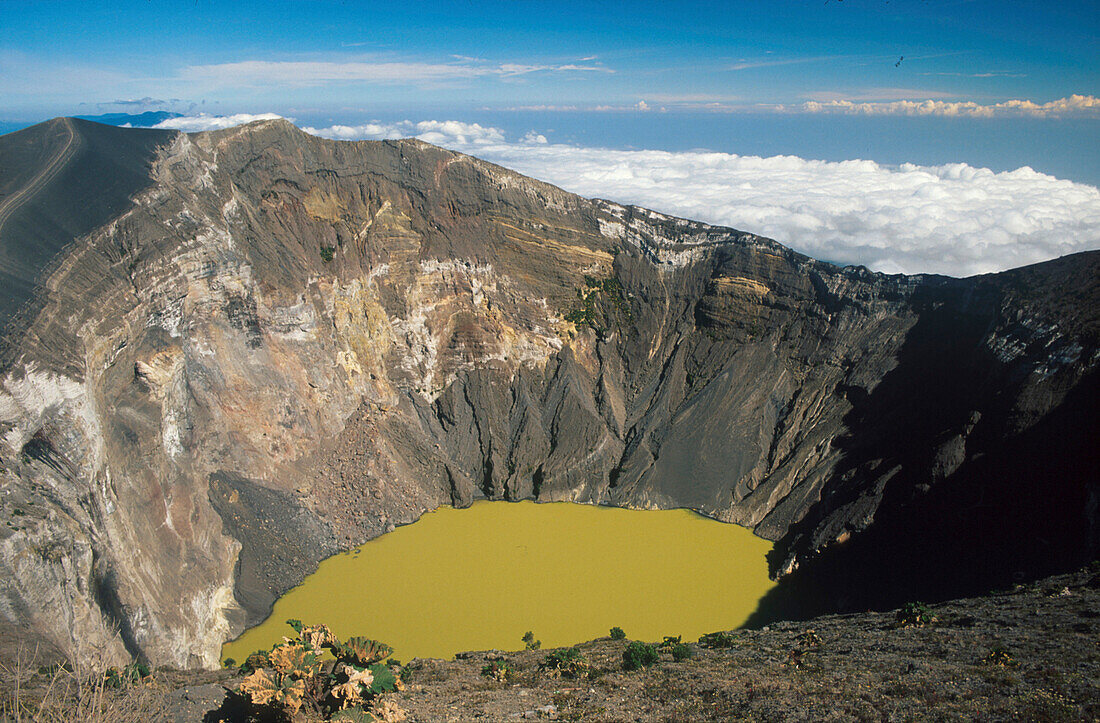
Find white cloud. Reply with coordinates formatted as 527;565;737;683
299;122;404;140
178;59;609;88
591;100;659;112
155;113;1100;278
728;56;841;71
801;94;1100;118
154;112;286;131
300;119;506;146
410;120;506;146
521;131;548;145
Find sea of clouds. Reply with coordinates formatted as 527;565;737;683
155;114;1100;278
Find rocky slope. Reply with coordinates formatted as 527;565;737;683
0;118;1096;669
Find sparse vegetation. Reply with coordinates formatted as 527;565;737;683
0;646;163;723
522;631;541;651
319;245;336;263
671;643;693;662
563;275;631;331
480;660;513;682
541;647;597;680
796;629;822;649
103;662;150;688
609;626;626;640
622;641;659;671
698;630;737;648
984;643;1017;667
658;635;682;652
785;629;825;670
239;650;271;675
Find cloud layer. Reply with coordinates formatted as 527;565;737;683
799;94;1100;118
156;114;1100;278
155;112;284;131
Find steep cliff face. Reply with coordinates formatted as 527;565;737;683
0;118;1096;668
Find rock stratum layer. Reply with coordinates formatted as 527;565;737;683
0;118;1096;669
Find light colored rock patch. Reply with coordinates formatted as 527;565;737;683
0;365;92;454
598;217;624;239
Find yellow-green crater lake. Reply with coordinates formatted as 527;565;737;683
223;501;775;662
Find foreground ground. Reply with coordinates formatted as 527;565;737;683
3;565;1098;721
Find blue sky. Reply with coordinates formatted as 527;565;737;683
2;1;1098;276
3;1;1097;116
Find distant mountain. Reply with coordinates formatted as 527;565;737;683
0;117;1096;669
73;110;182;127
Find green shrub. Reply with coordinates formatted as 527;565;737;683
609;626;626;640
239;650;271;675
564;308;590;325
659;635;682;651
671;643;693;662
319;246;336;263
698;631;737;648
543;647;581;669
622;641;659;671
481;660;513;682
895;602;937;628
103;661;151;688
542;647;595;680
562;275;631;331
522;630;541;650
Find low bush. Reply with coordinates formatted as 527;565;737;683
984;644;1017;667
896;602;937;628
542;647;596;680
480;660;513;682
609;626;626;640
659;635;682;651
622;641;659;671
671;643;693;662
103;662;150;688
698;631;737;648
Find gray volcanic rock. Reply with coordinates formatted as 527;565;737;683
0;118;1096;668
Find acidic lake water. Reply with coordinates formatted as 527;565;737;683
222;501;775;662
